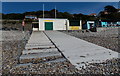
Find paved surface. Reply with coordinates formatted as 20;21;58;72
19;32;65;64
45;31;118;70
17;31;118;70
11;31;81;74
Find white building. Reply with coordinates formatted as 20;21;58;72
25;15;37;19
33;18;69;31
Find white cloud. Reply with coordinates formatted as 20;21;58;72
1;0;120;2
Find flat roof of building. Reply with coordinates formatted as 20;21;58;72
38;18;68;20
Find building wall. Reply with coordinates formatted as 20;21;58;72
39;18;68;30
87;21;95;29
117;22;120;25
69;20;82;30
32;22;39;31
101;22;120;27
101;22;108;27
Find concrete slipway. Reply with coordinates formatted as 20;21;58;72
44;31;118;70
19;32;64;64
19;31;118;70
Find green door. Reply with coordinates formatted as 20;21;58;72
45;22;53;30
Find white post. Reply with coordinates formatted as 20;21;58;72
43;4;44;18
80;20;82;30
67;20;69;31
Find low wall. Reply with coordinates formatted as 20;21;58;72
97;27;119;32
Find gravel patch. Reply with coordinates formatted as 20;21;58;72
10;61;80;74
2;30;31;74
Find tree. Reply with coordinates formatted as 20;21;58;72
98;5;119;21
104;5;117;13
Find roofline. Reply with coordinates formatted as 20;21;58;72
38;18;68;20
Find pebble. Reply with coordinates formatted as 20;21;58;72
2;27;120;75
2;30;31;74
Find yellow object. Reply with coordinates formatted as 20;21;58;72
70;26;80;30
44;20;54;22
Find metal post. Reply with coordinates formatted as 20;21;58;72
43;4;44;18
80;20;82;30
55;5;56;19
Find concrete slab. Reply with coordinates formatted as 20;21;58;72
16;58;66;68
25;32;55;49
44;58;67;63
26;43;53;47
45;31;118;70
25;45;55;49
20;51;61;59
22;48;58;54
27;32;51;44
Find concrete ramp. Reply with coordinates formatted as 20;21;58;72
45;31;118;70
19;31;65;64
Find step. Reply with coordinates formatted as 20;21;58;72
43;57;67;63
22;48;58;54
17;57;66;68
11;57;67;74
25;45;55;50
26;43;54;47
20;52;62;64
20;55;63;64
